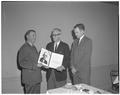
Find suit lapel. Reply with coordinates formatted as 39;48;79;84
78;36;86;48
50;42;54;52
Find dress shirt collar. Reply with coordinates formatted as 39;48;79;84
54;40;60;47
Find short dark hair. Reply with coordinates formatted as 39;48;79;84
74;23;85;31
24;29;36;41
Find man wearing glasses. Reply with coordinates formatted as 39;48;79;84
44;28;70;90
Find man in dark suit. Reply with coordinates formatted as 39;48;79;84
18;30;42;93
44;28;70;90
70;23;92;85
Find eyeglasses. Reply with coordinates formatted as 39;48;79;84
52;33;61;37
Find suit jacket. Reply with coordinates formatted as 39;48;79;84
71;36;92;82
46;41;70;82
18;42;42;85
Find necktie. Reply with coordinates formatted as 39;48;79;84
55;44;57;51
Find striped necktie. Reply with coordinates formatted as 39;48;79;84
55;44;57;52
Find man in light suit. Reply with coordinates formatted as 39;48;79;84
70;23;92;85
44;28;70;90
18;30;42;93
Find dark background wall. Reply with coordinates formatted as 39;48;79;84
2;1;118;93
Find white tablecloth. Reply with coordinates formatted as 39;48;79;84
47;83;111;94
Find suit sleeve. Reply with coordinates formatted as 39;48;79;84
62;44;70;69
70;43;74;68
46;44;49;50
18;47;38;70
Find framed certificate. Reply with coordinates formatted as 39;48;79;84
38;48;64;69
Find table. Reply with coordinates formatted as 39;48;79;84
47;83;111;94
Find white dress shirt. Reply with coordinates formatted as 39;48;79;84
54;41;60;51
79;35;84;44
